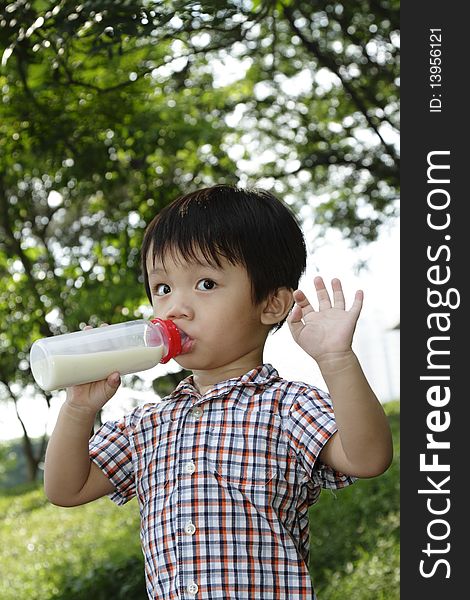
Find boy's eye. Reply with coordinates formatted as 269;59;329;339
196;279;216;291
154;283;171;296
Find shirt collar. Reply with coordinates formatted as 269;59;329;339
168;363;280;401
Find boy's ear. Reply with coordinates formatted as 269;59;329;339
260;287;294;326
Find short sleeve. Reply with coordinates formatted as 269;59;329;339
89;408;141;505
285;386;356;490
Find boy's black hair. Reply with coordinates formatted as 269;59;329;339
141;185;306;325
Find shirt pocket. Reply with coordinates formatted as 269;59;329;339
134;419;176;504
207;409;283;488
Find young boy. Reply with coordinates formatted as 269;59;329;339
44;185;393;600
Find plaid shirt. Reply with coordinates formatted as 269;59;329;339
89;364;355;600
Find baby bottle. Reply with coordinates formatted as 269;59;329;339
30;318;185;392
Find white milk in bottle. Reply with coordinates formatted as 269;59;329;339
30;319;184;392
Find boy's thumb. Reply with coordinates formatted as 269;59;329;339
105;372;121;397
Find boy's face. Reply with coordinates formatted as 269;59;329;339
146;249;270;372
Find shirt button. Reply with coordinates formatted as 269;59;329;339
192;406;203;419
187;582;199;595
184;521;196;535
184;461;196;474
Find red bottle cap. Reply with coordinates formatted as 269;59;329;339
150;318;182;364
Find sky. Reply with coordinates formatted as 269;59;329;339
0;218;399;441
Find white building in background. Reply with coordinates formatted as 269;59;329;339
354;319;400;402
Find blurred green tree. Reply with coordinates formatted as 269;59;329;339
0;0;399;481
239;0;399;241
0;0;239;479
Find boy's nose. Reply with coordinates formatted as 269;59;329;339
165;297;194;321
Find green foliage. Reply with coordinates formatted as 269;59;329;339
57;557;147;600
320;532;399;600
0;487;144;599
0;0;399;480
309;400;400;599
0;402;400;599
227;0;400;241
0;438;43;488
0;441;19;486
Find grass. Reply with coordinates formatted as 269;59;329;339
0;486;145;599
0;401;399;599
310;400;400;599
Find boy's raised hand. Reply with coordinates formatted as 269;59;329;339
287;276;363;364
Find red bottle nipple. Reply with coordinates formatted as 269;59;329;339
150;319;182;364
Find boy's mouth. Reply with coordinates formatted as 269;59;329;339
178;329;194;354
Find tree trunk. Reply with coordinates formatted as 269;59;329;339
14;398;42;482
1;379;48;483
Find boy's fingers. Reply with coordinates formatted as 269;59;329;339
331;278;345;309
349;290;364;318
107;372;121;387
83;323;108;330
101;373;121;402
314;277;332;310
292;290;315;316
288;304;303;323
287;315;303;339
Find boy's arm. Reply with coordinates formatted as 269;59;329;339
315;350;392;477
288;277;393;478
44;374;120;507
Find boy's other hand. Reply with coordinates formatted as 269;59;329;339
65;373;121;415
65;324;121;415
287;277;363;365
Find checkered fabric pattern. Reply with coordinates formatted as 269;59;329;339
89;364;355;599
